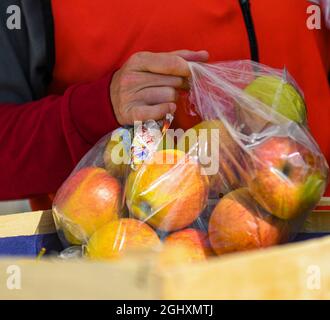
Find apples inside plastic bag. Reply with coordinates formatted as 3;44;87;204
52;60;329;263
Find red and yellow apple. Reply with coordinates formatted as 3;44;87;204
163;228;213;263
177;120;243;197
54;167;121;244
208;188;288;255
249;137;327;220
86;218;161;260
125;149;209;232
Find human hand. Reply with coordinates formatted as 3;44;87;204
110;50;209;125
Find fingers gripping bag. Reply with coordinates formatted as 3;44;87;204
52;60;329;263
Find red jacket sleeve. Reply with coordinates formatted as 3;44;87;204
0;74;119;200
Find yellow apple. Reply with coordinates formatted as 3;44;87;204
125;149;209;232
87;218;161;260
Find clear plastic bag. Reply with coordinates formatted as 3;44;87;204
53;60;329;263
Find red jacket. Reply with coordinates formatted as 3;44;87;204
0;0;329;206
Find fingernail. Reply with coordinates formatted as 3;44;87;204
198;50;209;55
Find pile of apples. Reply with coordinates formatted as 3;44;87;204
53;75;328;264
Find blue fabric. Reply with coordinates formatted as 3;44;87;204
293;233;330;242
0;233;63;257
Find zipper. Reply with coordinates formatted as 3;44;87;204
41;0;55;86
238;0;259;62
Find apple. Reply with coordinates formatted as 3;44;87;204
249;136;327;220
53;167;121;244
163;228;213;263
177;120;243;197
238;75;307;133
208;188;288;255
244;75;306;124
103;128;131;180
86;218;161;260
125;149;209;232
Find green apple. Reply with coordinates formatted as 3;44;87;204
244;75;307;124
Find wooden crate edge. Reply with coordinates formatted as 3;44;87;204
159;235;330;299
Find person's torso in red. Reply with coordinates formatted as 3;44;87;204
49;0;330;193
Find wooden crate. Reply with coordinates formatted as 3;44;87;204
0;198;329;300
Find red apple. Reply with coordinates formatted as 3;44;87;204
249;137;327;219
53;167;121;244
208;188;288;255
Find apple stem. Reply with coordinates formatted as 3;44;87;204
36;247;46;260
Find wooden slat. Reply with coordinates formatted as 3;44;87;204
160;235;330;299
0;256;161;300
0;210;55;238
